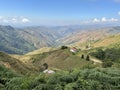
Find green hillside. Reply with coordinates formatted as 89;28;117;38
29;48;96;70
81;34;120;68
0;52;36;74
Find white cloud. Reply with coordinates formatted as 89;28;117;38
93;18;100;23
92;17;119;23
22;18;30;23
12;18;17;23
109;18;118;22
101;17;107;22
0;16;31;25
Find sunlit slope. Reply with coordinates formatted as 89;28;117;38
26;47;55;55
30;48;95;70
0;52;36;74
93;34;120;48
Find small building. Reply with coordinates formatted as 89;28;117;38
70;47;78;53
43;69;55;74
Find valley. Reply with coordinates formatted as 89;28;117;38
0;25;120;90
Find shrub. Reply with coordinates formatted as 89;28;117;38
61;46;68;49
81;54;84;59
86;55;90;61
102;61;113;68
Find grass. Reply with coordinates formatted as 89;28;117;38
93;34;120;48
0;52;37;75
31;48;94;70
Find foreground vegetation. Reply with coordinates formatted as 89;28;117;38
0;64;120;90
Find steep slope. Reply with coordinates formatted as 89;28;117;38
58;26;120;46
0;25;59;54
93;34;120;48
19;26;59;48
0;52;36;74
0;25;36;54
0;25;82;54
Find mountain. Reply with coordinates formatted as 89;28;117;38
0;25;59;54
93;34;120;48
0;25;86;54
0;25;36;54
57;26;120;46
0;25;120;54
0;25;83;54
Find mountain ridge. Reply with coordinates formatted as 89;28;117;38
0;25;120;54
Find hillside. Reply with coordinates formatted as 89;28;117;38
93;34;120;48
0;25;36;54
11;47;56;64
28;48;97;70
0;25;83;54
58;26;120;46
0;52;36;74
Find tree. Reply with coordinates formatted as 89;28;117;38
43;63;48;69
86;55;90;61
81;54;84;59
96;49;105;60
61;46;68;49
102;61;113;68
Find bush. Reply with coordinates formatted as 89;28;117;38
102;61;113;68
90;49;105;60
86;55;90;61
61;46;68;49
81;54;84;59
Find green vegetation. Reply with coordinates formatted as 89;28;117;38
86;55;90;61
89;43;120;68
61;46;69;49
0;52;37;75
0;65;20;90
30;48;93;70
0;67;120;90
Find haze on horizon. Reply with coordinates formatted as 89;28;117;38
0;0;120;26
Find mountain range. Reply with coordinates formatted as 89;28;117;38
0;25;120;54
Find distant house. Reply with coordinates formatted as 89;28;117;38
70;47;78;53
43;69;55;74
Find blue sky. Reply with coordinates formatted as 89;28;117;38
0;0;120;26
